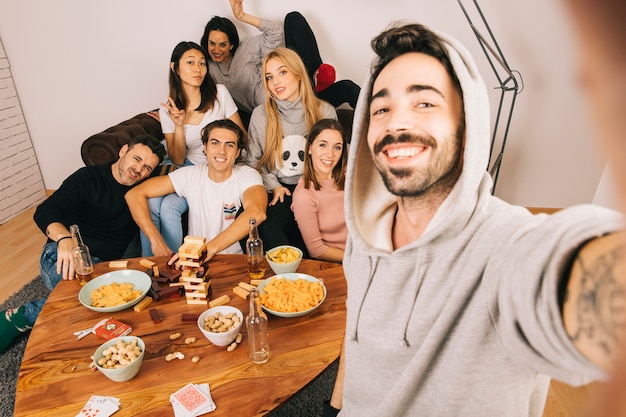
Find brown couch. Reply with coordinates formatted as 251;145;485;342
81;108;354;167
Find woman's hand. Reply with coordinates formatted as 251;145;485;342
229;0;245;21
162;97;185;126
270;186;291;206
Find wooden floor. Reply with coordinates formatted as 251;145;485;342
0;205;607;416
0;205;47;305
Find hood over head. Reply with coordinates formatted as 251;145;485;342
346;22;492;252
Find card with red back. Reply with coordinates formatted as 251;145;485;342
170;383;214;416
92;318;132;340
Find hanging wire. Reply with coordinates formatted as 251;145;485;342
457;0;523;194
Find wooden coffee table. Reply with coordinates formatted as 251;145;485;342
14;254;346;416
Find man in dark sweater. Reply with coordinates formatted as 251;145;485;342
0;135;165;353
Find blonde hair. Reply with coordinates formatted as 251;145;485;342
258;47;325;172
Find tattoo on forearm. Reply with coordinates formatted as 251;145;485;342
570;245;625;357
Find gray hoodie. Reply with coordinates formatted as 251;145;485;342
339;25;622;417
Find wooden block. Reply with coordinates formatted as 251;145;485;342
186;299;209;305
181;275;208;284
139;258;156;268
158;268;181;282
133;296;153;312
179;259;203;268
181;269;196;278
185;291;209;300
184;281;211;292
183;235;206;245
181;313;200;322
159;286;182;299
149;308;163;324
208;294;230;308
250;279;264;286
169;281;186;287
108;260;128;269
152;265;160;277
238;282;256;292
233;286;250;300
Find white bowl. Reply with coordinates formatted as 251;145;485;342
265;245;303;275
79;270;152;313
257;273;327;318
93;336;145;382
197;306;243;347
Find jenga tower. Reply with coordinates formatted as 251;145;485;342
178;236;211;305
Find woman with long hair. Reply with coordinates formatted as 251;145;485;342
143;41;246;257
201;0;360;125
243;47;337;255
292;119;348;263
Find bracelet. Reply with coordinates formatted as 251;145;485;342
56;236;72;243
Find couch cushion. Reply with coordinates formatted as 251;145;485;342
81;112;164;166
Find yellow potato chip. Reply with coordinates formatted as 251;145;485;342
90;282;142;308
268;247;300;263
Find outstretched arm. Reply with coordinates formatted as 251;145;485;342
125;176;177;256
229;0;261;28
562;231;626;370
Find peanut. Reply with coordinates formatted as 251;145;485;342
169;332;182;340
191;356;201;363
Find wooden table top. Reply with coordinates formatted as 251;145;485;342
14;254;346;417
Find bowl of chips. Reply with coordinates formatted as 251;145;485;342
265;245;303;275
93;335;145;382
257;273;327;318
78;270;151;313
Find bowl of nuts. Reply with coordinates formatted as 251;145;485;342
93;335;145;382
197;306;243;347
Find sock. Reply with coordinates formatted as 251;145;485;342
0;306;33;353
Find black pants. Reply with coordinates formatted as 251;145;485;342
258;183;309;259
284;11;360;109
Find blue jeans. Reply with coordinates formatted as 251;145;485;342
140;158;191;256
140;193;188;256
24;241;102;325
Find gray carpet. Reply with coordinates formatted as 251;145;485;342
0;276;336;417
0;276;50;417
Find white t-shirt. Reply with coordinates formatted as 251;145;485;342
159;84;239;165
168;164;263;254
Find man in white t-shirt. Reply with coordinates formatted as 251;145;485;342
126;119;267;260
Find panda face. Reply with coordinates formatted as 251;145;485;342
278;134;307;178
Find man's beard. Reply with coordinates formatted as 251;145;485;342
372;128;463;198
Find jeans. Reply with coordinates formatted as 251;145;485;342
24;241;102;325
141;193;188;256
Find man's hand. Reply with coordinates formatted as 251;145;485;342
56;239;76;280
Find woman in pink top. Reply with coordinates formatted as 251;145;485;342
292;119;348;263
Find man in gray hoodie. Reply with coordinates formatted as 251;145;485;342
326;22;625;417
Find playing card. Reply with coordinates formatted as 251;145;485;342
170;383;216;416
76;395;120;417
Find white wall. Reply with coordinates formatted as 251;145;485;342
0;0;606;207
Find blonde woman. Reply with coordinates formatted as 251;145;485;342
244;47;337;254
